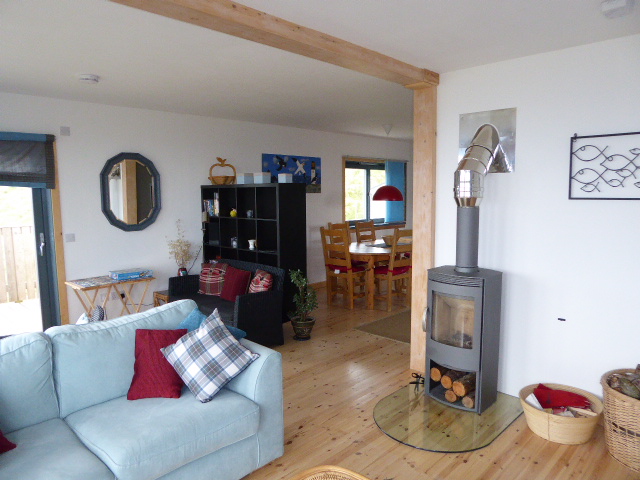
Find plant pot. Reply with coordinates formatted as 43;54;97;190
178;267;187;276
291;317;315;341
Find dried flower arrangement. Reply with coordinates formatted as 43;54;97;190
167;220;195;271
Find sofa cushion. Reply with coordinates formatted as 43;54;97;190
178;307;207;331
220;266;251;302
0;418;114;480
198;262;227;296
178;307;247;340
127;329;187;400
0;430;16;453
0;332;59;433
248;269;273;293
65;389;259;480
46;299;198;418
162;310;259;402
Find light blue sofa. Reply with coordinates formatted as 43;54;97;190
0;299;284;480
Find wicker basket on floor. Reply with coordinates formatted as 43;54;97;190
289;465;371;480
519;383;603;445
601;369;640;472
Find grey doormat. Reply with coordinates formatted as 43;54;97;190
356;310;411;343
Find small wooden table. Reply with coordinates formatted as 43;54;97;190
153;290;169;307
350;241;391;310
65;275;154;318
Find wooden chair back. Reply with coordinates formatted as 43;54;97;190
355;220;376;243
389;228;413;270
327;222;351;243
320;226;365;309
320;226;352;269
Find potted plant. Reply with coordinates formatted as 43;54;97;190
167;219;195;276
289;269;318;341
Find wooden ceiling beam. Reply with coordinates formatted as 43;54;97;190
110;0;439;87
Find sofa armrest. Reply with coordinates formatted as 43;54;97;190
168;275;199;298
234;290;284;345
226;339;283;469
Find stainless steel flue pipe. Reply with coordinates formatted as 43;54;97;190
454;124;505;273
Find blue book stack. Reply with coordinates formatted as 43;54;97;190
108;268;153;281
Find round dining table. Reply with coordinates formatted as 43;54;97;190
349;241;391;309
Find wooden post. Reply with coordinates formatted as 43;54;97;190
408;85;437;372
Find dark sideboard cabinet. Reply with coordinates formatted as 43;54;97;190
201;183;307;320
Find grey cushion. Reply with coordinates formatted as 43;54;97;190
162;310;259;402
65;389;259;480
0;419;114;480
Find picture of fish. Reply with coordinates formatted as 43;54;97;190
570;132;640;199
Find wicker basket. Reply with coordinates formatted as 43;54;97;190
289;465;371;480
208;158;236;185
519;383;603;445
601;369;640;472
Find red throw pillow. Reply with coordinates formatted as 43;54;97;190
127;329;188;400
220;266;252;302
0;430;16;454
248;269;273;293
198;262;228;296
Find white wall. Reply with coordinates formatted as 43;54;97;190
436;34;640;397
0;92;412;322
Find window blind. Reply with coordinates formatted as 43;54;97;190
0;132;56;188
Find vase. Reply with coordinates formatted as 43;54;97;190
178;267;187;276
291;317;315;341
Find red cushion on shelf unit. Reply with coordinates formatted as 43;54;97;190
198;262;228;296
127;329;188;400
248;269;273;293
220;266;252;302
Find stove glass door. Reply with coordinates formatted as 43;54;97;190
431;292;475;349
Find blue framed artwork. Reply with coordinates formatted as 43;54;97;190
262;153;321;193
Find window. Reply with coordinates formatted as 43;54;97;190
343;158;406;224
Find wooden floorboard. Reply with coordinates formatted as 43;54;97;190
244;290;637;480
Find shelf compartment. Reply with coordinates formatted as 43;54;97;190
256;187;277;220
236;188;256;218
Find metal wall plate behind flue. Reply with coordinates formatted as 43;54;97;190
459;108;516;172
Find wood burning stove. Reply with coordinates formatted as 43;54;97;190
426;266;502;413
424;123;512;414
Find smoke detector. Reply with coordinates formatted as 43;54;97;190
601;0;634;18
77;74;100;84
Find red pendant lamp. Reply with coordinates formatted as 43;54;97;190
372;185;403;201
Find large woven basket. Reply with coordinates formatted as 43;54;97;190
289;465;371;480
601;369;640;472
519;383;603;445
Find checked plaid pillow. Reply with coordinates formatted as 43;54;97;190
161;309;259;402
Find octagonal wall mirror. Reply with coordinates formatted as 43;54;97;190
100;152;161;231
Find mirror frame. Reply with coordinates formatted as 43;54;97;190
100;152;161;231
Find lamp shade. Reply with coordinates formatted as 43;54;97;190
372;185;403;201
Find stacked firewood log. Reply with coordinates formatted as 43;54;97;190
430;364;476;408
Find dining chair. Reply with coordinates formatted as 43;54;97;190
355;220;377;243
374;228;412;311
320;226;366;309
327;222;351;243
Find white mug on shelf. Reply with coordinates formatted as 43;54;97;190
248;239;257;250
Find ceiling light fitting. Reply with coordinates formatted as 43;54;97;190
601;0;635;18
77;74;100;84
372;185;404;201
